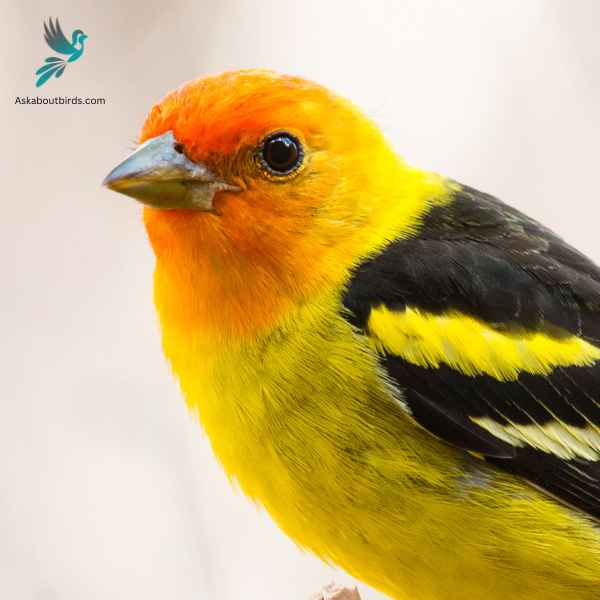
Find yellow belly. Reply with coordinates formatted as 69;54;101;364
160;298;600;600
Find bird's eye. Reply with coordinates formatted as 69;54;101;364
260;132;303;176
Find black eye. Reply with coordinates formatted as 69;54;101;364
260;132;303;175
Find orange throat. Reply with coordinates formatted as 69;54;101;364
143;205;345;343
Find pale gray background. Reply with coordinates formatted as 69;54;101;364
3;1;599;598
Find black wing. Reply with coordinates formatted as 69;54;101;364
342;184;600;520
43;18;74;55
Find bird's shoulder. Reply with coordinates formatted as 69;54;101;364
342;183;600;520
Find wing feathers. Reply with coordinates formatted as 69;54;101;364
43;18;74;55
342;183;600;519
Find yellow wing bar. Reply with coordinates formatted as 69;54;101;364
367;305;600;382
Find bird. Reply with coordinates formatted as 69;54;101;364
35;18;87;87
103;70;600;600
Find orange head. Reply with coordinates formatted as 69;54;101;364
104;70;444;341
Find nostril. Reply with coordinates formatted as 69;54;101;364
173;142;184;154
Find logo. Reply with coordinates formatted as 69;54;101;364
35;18;88;88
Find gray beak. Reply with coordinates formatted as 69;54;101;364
102;130;238;210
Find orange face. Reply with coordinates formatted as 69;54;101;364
104;70;416;339
141;70;390;242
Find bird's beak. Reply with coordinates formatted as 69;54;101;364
102;130;239;210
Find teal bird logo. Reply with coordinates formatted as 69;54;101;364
35;18;88;88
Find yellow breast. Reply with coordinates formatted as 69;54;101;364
155;277;600;599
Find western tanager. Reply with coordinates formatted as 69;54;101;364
104;70;600;600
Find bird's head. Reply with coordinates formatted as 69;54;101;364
72;30;87;46
104;70;446;339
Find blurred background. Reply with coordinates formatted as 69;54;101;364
3;1;599;598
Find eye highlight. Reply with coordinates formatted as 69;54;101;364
259;132;303;176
